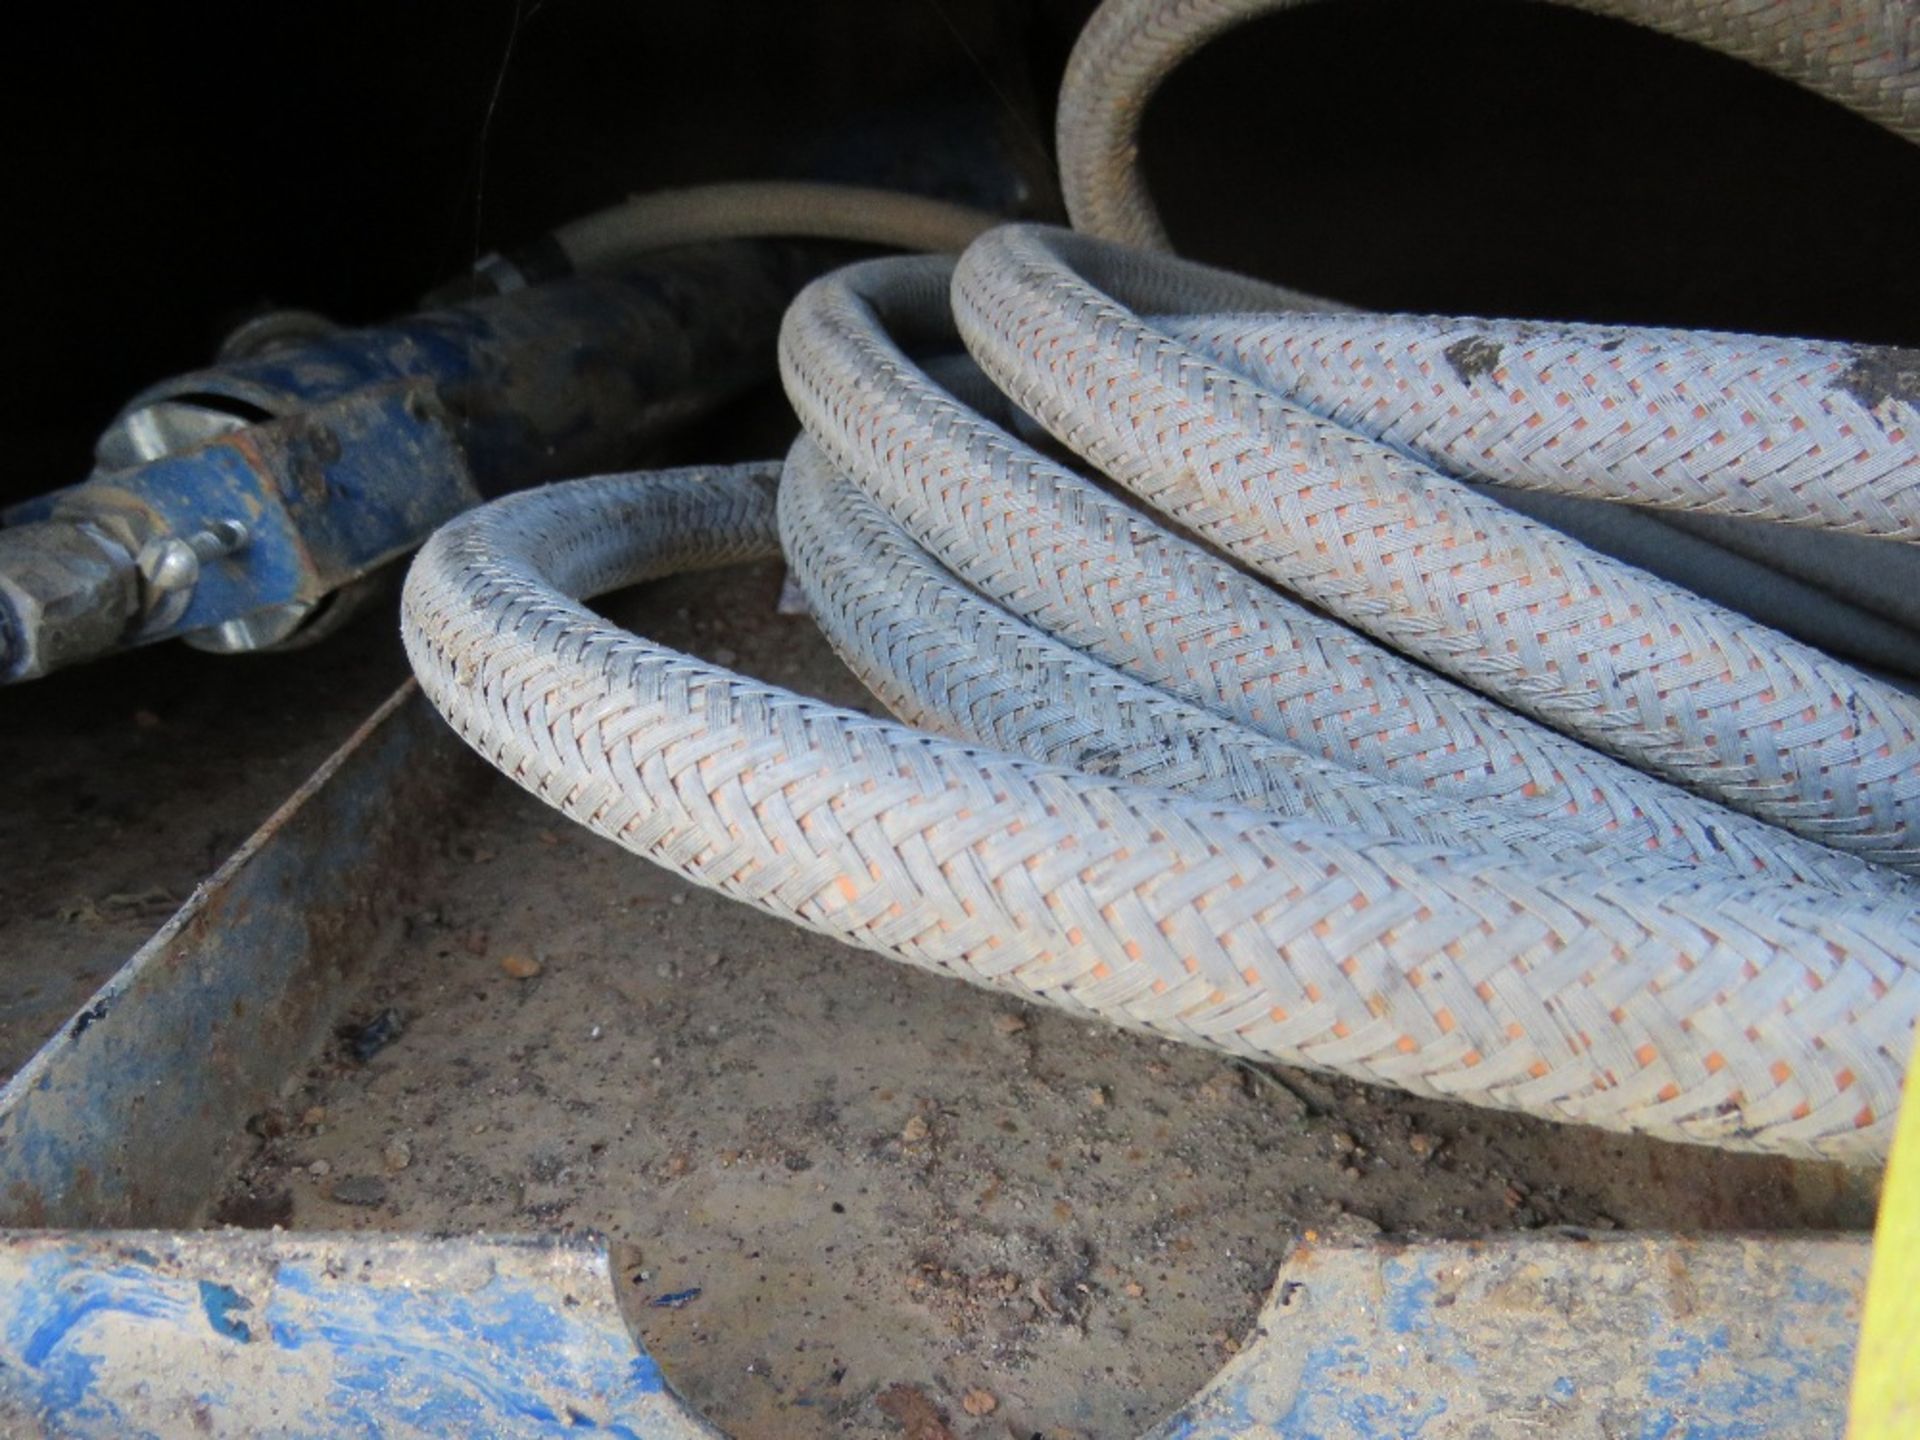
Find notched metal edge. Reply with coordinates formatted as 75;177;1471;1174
0;1227;723;1438
0;682;486;1229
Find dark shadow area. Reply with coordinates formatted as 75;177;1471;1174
1141;0;1920;340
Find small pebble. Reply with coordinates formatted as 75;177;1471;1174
302;1106;326;1127
307;1159;331;1178
1326;1208;1383;1240
1408;1131;1438;1159
590;1025;604;1040
500;954;542;979
383;1139;412;1172
900;1115;930;1143
343;1009;405;1062
992;1013;1028;1035
960;1388;998;1417
330;1175;388;1207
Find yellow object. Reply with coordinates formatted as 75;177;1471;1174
1850;1034;1920;1437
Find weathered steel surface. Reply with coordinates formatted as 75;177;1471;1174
1152;1231;1869;1439
0;685;482;1229
0;1230;718;1438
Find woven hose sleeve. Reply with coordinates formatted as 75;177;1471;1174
779;253;1902;895
407;445;1918;1161
404;0;1920;1162
953;228;1920;870
1058;0;1920;247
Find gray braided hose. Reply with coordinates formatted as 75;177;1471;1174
403;0;1920;1161
1057;0;1920;248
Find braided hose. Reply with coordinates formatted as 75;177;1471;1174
404;0;1920;1161
1057;0;1920;248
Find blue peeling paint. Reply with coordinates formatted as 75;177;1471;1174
263;1258;675;1434
1788;1267;1856;1309
7;1257;181;1426
629;1350;667;1395
0;1237;706;1438
20;1293;112;1372
1377;1254;1476;1378
1382;1260;1436;1336
197;1282;251;1343
1276;1335;1453;1439
1636;1314;1847;1440
1149;1237;1862;1440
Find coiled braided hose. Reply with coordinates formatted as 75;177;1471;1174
403;0;1920;1162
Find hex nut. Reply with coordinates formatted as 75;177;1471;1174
0;521;139;680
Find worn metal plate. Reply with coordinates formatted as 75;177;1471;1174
1151;1232;1868;1439
0;684;482;1228
0;1229;717;1438
0;1228;1867;1438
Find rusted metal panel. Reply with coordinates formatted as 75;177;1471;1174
0;685;482;1229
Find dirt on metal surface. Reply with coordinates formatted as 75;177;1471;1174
197;560;1879;1440
0;609;408;1085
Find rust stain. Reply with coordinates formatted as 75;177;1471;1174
1665;1248;1699;1320
875;1383;956;1440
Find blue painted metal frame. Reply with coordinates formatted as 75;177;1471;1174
2;243;819;668
72;385;476;643
0;684;482;1229
1152;1233;1869;1439
0;1231;719;1438
0;1226;1869;1438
